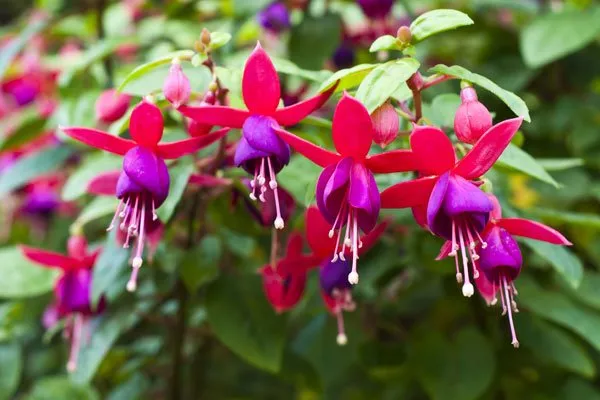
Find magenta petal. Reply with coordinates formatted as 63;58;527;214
55;269;93;315
474;270;498;306
443;175;493;217
479;227;523;282
122;146;170;206
320;259;353;295
86;171;120;196
348;163;379;233
116;170;143;197
332;93;373;159
316;164;337;223
242;115;290;166
129;101;164;147
42;303;61;329
242;43;281;114
274;84;336;126
496;218;571;245
323;157;353;219
178;105;250;129
234;136;270;173
61;127;136;155
427;172;451;238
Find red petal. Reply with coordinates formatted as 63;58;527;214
155;128;229;159
380;176;437;209
177;105;250;129
188;173;232;187
409;125;455;175
357;219;389;257
61;127;136;155
364;149;419;173
274;126;340;168
274;83;337;126
285;232;304;257
84;248;102;269
20;245;76;270
454;117;523;180
242;42;281;115
412;204;428;228
496;218;572;245
278;254;323;275
305;206;337;257
332;93;373;159
86;171;119;196
435;241;452;260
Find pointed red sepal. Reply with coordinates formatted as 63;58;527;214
435;241;453;260
496;218;572;246
84;248;102;268
86;171;119;196
285;232;304;257
380;176;437;209
410;125;455;176
242;42;281;115
357;219;389;257
364;149;419;173
305;206;337;257
274;126;340;168
155;128;229;159
332;93;373;159
188;173;232;187
274;83;337;126
20;245;77;270
454;117;523;180
178;105;250;129
61;126;136;155
278;254;323;275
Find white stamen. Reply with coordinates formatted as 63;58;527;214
274;217;284;230
462;282;474;297
348;271;359;285
328;229;335;238
249;192;257;201
132;256;143;269
269;180;277;190
336;333;348;346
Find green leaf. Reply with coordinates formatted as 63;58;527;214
560;378;600;400
356;58;421;113
120;62;211;96
520;7;600;68
117;50;195;92
536;158;584;171
61;153;122;201
528;208;600;230
0;18;48;80
318;63;376;93
0;116;47;152
518;277;600;352
0;247;58;299
410;9;474;42
91;230;129;307
0;146;73;195
522;239;582;288
429;64;530;122
206;274;287;373
0;342;22;400
180;235;221;292
209;31;232;50
277;155;322;207
271;57;332;82
426;93;461;128
369;35;401;52
496;143;559;187
412;328;495;400
156;160;194;223
517;315;595;377
289;13;342;71
72;197;119;231
25;377;99;400
560;270;600;311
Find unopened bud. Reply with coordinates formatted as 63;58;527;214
203;90;216;105
194;40;206;53
163;60;191;108
208;81;219;93
454;85;492;144
95;89;131;124
67;235;87;260
201;28;211;46
371;102;399;148
396;26;412;44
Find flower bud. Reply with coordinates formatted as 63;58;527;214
371;102;398;148
163;59;191;108
95;89;131;124
201;28;211;46
67;235;88;260
396;26;412;44
454;86;492;144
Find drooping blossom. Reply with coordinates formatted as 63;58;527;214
454;85;492;144
61;99;229;291
381;117;523;297
473;195;570;348
163;58;191;108
95;89;131;124
21;235;106;372
275;93;417;284
258;2;291;33
179;42;335;230
241;178;295;228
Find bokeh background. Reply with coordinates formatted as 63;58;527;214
1;0;600;399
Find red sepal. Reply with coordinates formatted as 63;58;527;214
177;105;250;129
61;127;136;155
274;127;340;168
274;83;337;126
155;128;229;159
364;149;419;173
496;218;572;246
410;125;455;175
86;171;119;196
380;176;437;209
20;245;77;271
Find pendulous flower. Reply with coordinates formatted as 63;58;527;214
178;42;335;230
275;93;417;284
62;99;228;291
371;101;399;148
381;117;523;297
163;58;191;108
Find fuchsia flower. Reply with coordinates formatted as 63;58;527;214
275;93;417;284
95;89;131;124
178;43;336;230
381;117;523;297
469;195;571;348
62;100;229;291
21;235;105;372
454;86;492;144
163;59;191;108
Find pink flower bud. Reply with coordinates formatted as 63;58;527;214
163;60;191;108
454;86;492;144
95;89;131;124
371;102;399;148
67;235;88;260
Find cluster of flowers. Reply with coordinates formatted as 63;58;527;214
18;36;569;368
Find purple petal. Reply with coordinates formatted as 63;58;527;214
234;136;271;174
323;157;353;221
122;146;170;206
55;269;93;315
427;173;451;238
443;175;493;217
319;259;352;295
21;189;60;215
349;163;380;233
316;164;337;223
479;227;523;282
242;115;290;167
